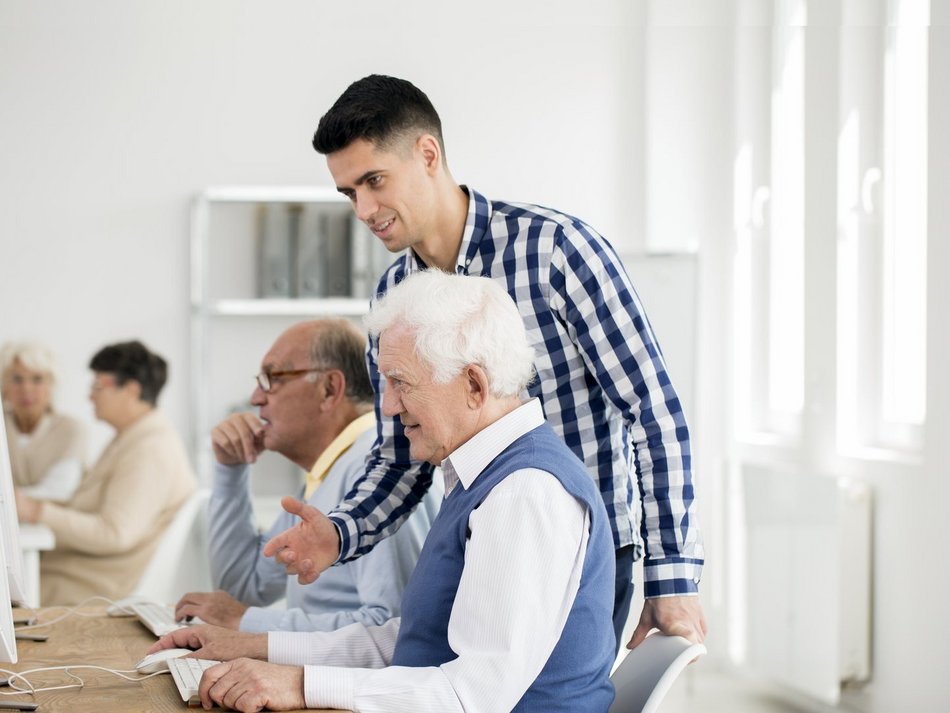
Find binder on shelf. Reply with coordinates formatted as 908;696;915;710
296;207;326;298
323;209;352;297
256;204;296;298
349;217;395;299
295;207;351;298
255;197;392;301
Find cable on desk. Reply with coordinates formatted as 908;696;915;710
13;596;126;632
0;665;167;696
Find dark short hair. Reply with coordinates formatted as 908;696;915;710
312;74;445;158
310;320;374;407
89;340;168;406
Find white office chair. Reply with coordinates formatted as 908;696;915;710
133;488;212;603
609;633;706;713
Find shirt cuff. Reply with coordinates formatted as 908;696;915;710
642;557;704;597
328;513;354;563
303;665;358;711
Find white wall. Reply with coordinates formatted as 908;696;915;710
0;0;645;455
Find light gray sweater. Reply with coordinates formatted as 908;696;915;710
209;428;440;632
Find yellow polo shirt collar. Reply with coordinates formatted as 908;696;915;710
304;411;376;499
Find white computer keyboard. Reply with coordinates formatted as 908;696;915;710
168;657;220;706
129;601;188;637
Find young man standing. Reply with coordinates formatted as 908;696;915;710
266;74;706;652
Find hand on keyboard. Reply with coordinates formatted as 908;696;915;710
167;657;221;706
148;624;268;662
174;590;248;630
190;658;305;712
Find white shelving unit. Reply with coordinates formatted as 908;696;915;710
189;186;390;500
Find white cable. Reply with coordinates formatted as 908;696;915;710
13;595;131;631
0;664;167;696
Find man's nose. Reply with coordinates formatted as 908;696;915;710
354;191;378;224
381;388;400;418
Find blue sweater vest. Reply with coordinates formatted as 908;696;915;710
391;422;615;712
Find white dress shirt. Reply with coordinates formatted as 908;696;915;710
269;399;591;712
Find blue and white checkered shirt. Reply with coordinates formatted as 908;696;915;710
330;187;704;597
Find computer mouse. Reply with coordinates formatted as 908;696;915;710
135;648;192;674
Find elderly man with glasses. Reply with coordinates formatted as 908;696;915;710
174;318;439;633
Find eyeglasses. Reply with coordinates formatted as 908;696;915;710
90;376;118;393
255;368;325;393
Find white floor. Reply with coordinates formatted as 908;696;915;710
660;666;812;713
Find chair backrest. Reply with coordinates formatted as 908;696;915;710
133;488;212;604
609;633;706;713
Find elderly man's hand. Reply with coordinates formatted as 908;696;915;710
200;658;305;712
147;624;267;662
261;497;340;585
174;591;248;630
211;412;266;466
628;595;708;650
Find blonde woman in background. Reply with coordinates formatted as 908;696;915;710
1;341;87;503
16;340;196;606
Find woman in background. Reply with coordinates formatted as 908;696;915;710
1;341;87;502
16;340;196;606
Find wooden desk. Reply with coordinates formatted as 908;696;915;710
4;607;348;712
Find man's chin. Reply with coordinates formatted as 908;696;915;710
408;447;439;467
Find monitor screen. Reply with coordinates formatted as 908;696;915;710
0;416;24;662
0;529;16;663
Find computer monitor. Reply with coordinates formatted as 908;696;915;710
0;415;24;662
0;528;16;663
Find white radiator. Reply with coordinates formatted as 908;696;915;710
741;465;872;705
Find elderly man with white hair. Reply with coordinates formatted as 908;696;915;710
149;270;617;713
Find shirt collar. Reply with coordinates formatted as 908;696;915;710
407;186;491;276
304;411;376;499
456;186;492;274
440;398;545;495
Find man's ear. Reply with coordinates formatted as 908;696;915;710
416;134;442;175
464;365;490;409
320;370;345;410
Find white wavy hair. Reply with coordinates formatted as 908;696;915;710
0;341;60;385
364;270;536;398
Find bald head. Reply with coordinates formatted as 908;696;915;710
305;319;374;406
252;319;372;467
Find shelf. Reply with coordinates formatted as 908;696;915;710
199;185;347;204
190;186;384;488
202;297;371;317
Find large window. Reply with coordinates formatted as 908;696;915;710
732;0;807;442
767;16;806;432
837;0;928;454
734;0;928;455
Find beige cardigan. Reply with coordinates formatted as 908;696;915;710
38;409;196;606
4;409;86;490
